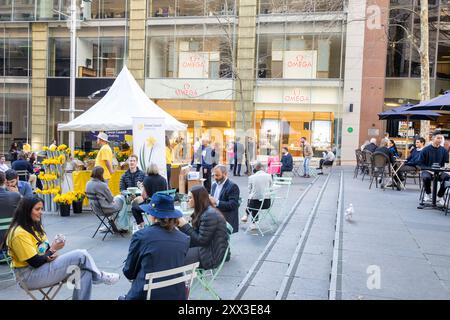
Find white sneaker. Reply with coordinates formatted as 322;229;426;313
101;272;120;285
241;214;248;222
438;197;446;207
249;223;257;231
423;194;431;202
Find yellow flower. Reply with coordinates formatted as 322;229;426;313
114;147;120;153
146;136;157;148
49;145;57;151
57;144;68;151
43;146;49;151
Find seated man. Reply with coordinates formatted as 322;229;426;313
317;147;335;175
0;171;21;241
280;147;293;177
116;155;146;231
241;161;272;230
418;132;450;206
0;155;9;172
395;138;425;187
11;152;36;189
363;138;378;153
5;169;33;198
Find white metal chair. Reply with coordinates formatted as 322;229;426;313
15;272;72;300
272;177;293;220
245;188;278;236
144;262;199;300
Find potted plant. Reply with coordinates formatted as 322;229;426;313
53;193;76;217
71;191;85;214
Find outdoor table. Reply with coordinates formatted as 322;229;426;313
418;166;450;209
388;159;407;190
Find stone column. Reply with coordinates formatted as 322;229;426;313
128;0;147;88
31;23;49;151
235;0;257;136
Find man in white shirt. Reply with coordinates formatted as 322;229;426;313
241;161;273;230
0;155;9;172
317;147;335;175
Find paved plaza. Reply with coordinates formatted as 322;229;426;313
2;167;450;300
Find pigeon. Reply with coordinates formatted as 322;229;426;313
345;203;354;221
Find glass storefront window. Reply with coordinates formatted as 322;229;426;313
148;28;236;79
49;35;125;77
259;0;343;15
256;110;335;157
437;41;450;78
0;0;12;21
0;83;31;154
36;0;58;20
150;0;236;17
13;0;35;21
257;33;343;79
90;0;127;19
0;37;31;77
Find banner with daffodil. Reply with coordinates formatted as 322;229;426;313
132;117;167;178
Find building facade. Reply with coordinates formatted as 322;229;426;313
0;0;448;163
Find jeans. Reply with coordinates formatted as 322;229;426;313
246;199;271;222
15;249;103;300
166;164;172;189
114;195;128;231
319;159;333;169
303;158;311;175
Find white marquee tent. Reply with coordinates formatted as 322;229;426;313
58;66;187;132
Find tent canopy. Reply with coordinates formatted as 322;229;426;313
58;66;187;131
405;90;450;111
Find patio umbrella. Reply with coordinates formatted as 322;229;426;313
378;104;442;156
405;90;450;111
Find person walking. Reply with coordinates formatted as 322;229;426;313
301;137;313;178
200;139;213;193
166;136;173;189
94;132;114;183
233;137;244;176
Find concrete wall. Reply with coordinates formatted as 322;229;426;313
128;0;146;88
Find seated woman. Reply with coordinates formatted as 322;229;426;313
267;150;281;176
178;185;229;270
389;139;400;158
85;166;125;232
131;163;168;229
3;197;120;300
121;193;189;300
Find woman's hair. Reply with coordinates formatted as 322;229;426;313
190;185;218;229
2;197;45;249
155;218;179;231
91;166;105;182
165;136;171;149
380;139;389;148
147;163;159;175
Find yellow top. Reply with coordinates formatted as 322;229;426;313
166;147;173;164
7;226;49;268
95;144;113;180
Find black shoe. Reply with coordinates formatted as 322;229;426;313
317;172;323;175
225;250;231;262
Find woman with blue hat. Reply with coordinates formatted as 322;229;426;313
121;193;190;300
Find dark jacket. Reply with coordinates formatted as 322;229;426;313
0;187;21;241
364;143;378;154
211;179;240;233
179;206;229;270
120;168;145;192
11;160;34;180
281;153;293;171
123;223;190;300
143;174;168;199
389;146;399;158
374;147;395;164
418;144;450;168
406;148;422;167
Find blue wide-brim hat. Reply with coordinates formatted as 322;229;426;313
140;193;182;219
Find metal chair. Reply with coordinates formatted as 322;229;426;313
144;262;199;300
15;170;29;182
369;152;392;190
404;168;422;188
0;218;15;283
443;181;450;215
354;149;363;178
361;150;373;181
192;222;233;300
245;189;278;236
86;192;123;241
156;189;177;198
15;271;72;300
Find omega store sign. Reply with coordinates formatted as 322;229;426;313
255;86;340;105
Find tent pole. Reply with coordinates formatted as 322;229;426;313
68;0;77;152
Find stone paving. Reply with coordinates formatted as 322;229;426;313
2;167;450;300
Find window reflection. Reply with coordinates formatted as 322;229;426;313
0;0;12;21
150;0;236;17
13;0;35;21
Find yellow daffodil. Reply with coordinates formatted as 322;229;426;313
43;146;49;151
49;145;57;152
146;136;157;148
57;144;68;151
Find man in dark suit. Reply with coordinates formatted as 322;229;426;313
209;164;240;234
0;171;22;240
280;147;293;177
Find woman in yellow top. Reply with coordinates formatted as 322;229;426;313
3;197;120;300
95;132;114;182
166;136;173;189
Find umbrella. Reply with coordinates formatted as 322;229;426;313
378;104;442;157
405;90;450;111
378;104;441;121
